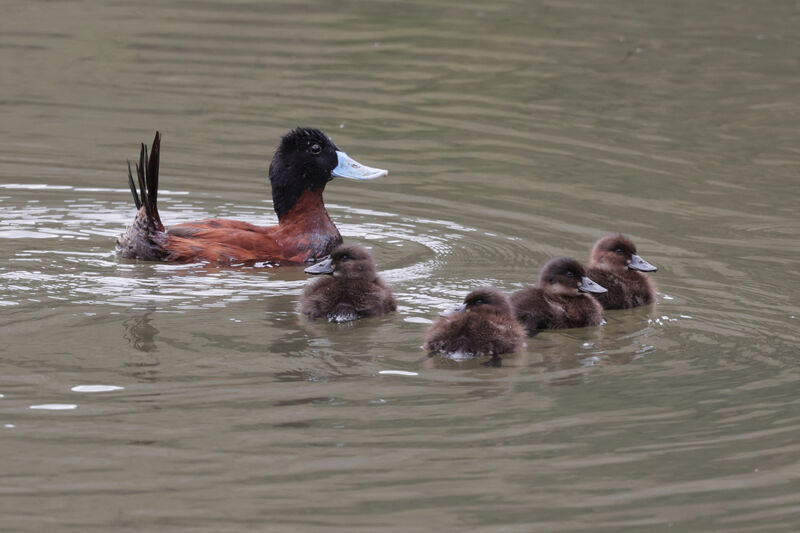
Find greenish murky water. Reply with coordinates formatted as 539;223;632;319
2;1;799;531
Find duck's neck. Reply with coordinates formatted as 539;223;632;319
277;186;327;222
277;187;342;256
272;166;325;221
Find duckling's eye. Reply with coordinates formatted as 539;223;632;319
310;144;322;155
565;271;575;278
614;248;625;255
339;254;350;261
473;299;485;305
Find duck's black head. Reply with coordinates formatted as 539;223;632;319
268;127;388;221
589;233;657;273
462;287;513;315
538;257;607;295
269;128;339;220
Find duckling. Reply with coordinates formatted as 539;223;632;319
510;257;607;335
297;243;396;323
423;287;525;357
586;233;657;309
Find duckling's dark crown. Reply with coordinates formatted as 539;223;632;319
332;243;373;262
463;288;512;316
595;233;637;254
539;257;586;283
464;287;509;309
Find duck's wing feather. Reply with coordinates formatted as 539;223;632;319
163;220;291;263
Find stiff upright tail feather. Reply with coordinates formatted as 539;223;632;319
117;132;168;260
126;131;163;232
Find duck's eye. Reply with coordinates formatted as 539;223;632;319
614;248;625;255
565;271;575;278
310;144;322;155
338;254;350;261
472;298;485;305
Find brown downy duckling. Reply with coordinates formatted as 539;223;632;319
586;234;658;309
510;257;607;335
423;287;525;357
297;243;396;323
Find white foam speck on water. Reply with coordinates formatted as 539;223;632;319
444;351;474;361
378;370;419;376
4;424;15;428
404;316;434;324
30;404;77;410
71;385;124;393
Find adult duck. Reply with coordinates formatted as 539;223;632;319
116;127;387;264
585;233;658;309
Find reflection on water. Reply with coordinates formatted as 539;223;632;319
123;312;160;352
2;0;800;530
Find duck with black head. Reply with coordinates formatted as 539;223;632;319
297;243;396;323
510;257;607;335
585;233;658;309
116;128;387;264
423;287;525;358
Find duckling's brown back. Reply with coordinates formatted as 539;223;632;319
298;275;396;322
585;268;655;309
424;309;523;357
510;287;553;334
511;286;603;332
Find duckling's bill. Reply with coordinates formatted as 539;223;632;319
629;254;657;272
579;276;607;294
439;303;467;317
304;256;334;275
332;151;388;180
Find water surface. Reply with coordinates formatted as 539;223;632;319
2;1;800;531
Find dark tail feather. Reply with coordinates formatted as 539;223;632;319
117;132;166;261
126;132;163;231
137;141;151;222
148;132;160;219
127;161;142;210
